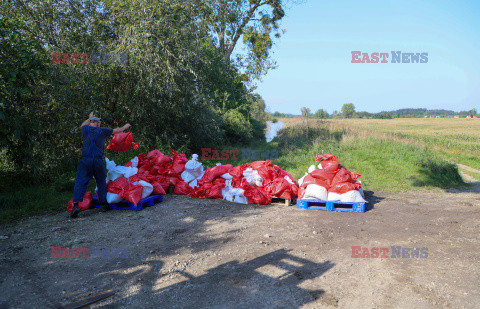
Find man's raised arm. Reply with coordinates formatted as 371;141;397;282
80;112;94;127
112;123;131;134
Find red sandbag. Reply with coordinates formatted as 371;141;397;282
152;182;166;195
329;181;362;194
168;177;180;186
124;161;132;167
331;168;353;187
174;180;194;195
171;160;187;175
231;176;243;188
291;183;299;197
128;175;140;183
124;183;143;205
250;160;277;181
243;186;271;205
212;178;226;186
301;174;330;190
298;187;306;199
310;169;336;186
147;149;163;159
201;164;233;183
107;177;129;196
264;177;290;198
67;192;93;212
229;164;249;178
107;132;134;152
190;182;212;198
278;189;292;200
204;184;224;199
156;176;170;191
319;154;340;171
154;155;171;166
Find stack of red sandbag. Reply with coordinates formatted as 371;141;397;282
298;154;365;203
101;148;188;207
190;164;232;200
130;149;192;196
191;160;299;205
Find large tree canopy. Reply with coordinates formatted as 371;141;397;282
0;0;275;179
206;0;287;80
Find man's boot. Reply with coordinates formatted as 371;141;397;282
100;201;110;212
70;202;80;218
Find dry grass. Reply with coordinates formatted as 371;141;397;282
277;117;480;170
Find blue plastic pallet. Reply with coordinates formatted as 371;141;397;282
296;198;365;213
92;194;163;211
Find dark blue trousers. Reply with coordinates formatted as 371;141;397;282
73;157;107;203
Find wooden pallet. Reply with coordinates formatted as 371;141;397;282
271;196;296;206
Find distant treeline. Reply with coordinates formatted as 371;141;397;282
271;106;478;120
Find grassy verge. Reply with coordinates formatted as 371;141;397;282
272;120;465;192
459;168;480;181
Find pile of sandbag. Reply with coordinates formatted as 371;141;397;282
298;154;365;203
103;148;194;205
191;160;299;205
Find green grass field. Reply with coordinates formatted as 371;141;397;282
272;118;468;192
326;118;480;170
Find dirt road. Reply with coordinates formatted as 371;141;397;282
0;188;479;308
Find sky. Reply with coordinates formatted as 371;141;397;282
255;0;480;114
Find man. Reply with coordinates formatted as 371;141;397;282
71;112;131;218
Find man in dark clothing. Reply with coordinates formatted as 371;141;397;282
71;112;131;218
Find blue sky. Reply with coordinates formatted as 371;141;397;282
255;0;480;114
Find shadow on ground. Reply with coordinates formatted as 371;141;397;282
363;190;384;211
97;249;335;308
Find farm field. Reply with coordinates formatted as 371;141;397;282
273;117;480;192
328;118;480;171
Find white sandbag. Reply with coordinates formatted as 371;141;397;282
106;157;116;171
221;173;233;180
222;186;234;202
340;190;366;203
298;173;308;186
327;192;342;201
308;164;317;173
133;180;154;199
243;168;263;187
233;195;248;204
243;168;256;186
188;170;205;188
107;192;123;204
130;156;139;168
230;188;247;204
185;154;203;177
303;184;328;200
189;179;198;188
181;170;197;184
106;159;138;180
357;180;365;197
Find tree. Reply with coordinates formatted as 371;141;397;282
356;111;372;119
301;107;311;138
313;108;329;119
372;112;393;119
341;103;356;118
332;110;339;118
205;0;288;80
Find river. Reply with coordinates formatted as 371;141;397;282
265;121;285;142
